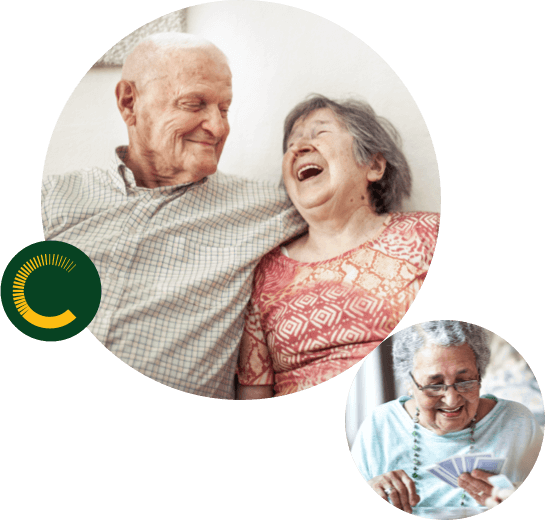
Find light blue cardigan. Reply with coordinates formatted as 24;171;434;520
350;396;543;507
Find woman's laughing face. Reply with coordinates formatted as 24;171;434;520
411;343;481;435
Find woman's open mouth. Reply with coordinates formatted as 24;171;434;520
297;164;324;181
437;405;464;418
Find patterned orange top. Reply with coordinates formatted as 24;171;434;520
237;212;440;396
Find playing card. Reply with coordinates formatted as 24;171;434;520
450;456;466;475
427;452;500;489
437;458;460;478
464;453;492;473
426;466;459;488
474;457;505;475
425;453;511;487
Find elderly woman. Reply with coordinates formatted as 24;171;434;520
350;321;543;514
237;95;439;398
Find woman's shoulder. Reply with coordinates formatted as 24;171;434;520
369;397;409;425
251;246;297;300
388;211;440;233
373;212;439;267
477;395;499;420
254;247;288;280
480;396;540;426
354;399;405;440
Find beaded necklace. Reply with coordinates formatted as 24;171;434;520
412;395;498;506
411;407;476;506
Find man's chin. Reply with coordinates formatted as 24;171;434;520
183;165;218;182
198;163;219;177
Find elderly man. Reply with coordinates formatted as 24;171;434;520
41;33;305;399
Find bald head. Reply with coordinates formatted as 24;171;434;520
115;32;233;187
122;32;229;91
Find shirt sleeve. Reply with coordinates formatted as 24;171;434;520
350;418;373;481
513;403;544;482
417;212;440;270
237;292;274;386
41;177;55;239
41;174;71;240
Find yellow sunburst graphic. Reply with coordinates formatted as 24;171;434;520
12;254;76;329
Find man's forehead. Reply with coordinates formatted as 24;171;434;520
165;46;230;71
147;50;232;96
170;75;233;98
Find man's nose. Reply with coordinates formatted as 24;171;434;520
202;106;228;137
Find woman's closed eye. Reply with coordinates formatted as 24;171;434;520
285;131;328;150
429;379;474;386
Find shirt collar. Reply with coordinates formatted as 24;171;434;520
108;146;209;195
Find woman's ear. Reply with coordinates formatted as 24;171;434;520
366;152;387;182
115;80;138;126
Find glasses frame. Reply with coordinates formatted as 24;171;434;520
410;372;481;397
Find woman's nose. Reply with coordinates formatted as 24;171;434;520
442;386;461;405
293;139;314;156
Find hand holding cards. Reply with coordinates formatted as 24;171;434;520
485;475;517;508
426;453;507;488
488;474;515;491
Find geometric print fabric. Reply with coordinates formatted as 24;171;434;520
238;212;440;396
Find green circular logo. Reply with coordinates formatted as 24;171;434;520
1;241;101;341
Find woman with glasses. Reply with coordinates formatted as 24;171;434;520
350;321;543;514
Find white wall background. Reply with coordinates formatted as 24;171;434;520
44;1;440;213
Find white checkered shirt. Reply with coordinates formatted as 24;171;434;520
41;147;306;399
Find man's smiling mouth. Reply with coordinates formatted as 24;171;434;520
193;141;215;146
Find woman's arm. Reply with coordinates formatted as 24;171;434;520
236;313;275;399
236;383;274;400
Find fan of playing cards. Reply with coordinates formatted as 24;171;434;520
426;453;506;488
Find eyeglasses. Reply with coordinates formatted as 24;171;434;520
410;372;481;397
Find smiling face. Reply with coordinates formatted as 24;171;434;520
282;108;384;216
129;47;232;183
411;343;481;435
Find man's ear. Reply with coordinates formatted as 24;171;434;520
115;80;137;126
367;152;387;182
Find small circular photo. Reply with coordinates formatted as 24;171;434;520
346;320;544;518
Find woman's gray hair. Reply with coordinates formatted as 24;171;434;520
282;95;412;214
392;321;491;386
